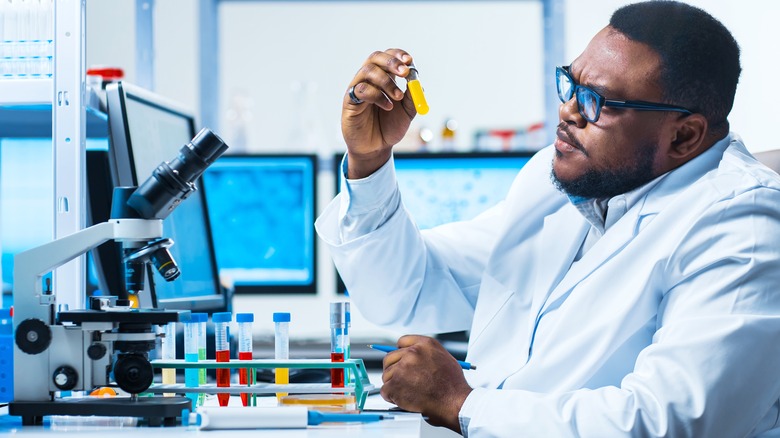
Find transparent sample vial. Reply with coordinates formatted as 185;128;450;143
236;313;254;406
406;62;429;115
192;313;208;407
161;321;177;397
330;302;348;388
212;312;232;406
183;317;199;407
344;303;351;384
273;312;291;398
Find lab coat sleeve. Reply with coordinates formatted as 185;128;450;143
459;186;780;437
315;154;513;334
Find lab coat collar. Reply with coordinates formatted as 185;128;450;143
530;133;733;321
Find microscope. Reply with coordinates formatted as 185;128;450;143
10;128;228;426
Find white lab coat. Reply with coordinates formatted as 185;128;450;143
315;133;780;437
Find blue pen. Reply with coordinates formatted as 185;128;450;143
368;344;477;370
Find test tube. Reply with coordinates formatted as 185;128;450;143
161;321;177;397
236;313;254;406
330;302;347;388
192;313;208;407
213;312;232;406
183;316;200;407
406;62;429;115
344;304;351;384
273;312;291;398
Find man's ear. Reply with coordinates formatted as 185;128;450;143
668;113;708;159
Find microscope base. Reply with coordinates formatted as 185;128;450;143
9;396;191;426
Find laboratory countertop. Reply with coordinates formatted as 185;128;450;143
0;371;460;438
0;397;425;437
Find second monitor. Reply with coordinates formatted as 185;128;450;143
201;154;318;295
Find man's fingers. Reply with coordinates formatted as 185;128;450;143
344;81;393;111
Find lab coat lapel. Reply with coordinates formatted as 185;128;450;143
528;203;589;326
537;205;642;317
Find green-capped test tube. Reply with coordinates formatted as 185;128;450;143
192;313;208;407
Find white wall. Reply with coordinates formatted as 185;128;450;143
84;0;777;340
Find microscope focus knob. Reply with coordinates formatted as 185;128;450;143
87;343;107;360
52;366;79;391
114;353;154;394
15;318;51;354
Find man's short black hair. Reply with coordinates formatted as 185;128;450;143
610;1;740;135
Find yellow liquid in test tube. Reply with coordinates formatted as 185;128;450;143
408;79;429;115
275;368;289;398
274;313;291;399
162;369;176;396
407;62;429;115
161;322;177;397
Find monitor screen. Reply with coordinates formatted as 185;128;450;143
0;138;54;296
1;138;108;303
393;152;532;229
334;151;533;294
105;81;226;312
201;155;317;294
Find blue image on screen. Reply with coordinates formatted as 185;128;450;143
394;155;531;229
202;155;316;293
1;138;108;296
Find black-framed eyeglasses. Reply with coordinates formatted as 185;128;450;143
556;66;693;123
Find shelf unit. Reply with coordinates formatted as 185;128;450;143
0;0;154;307
0;1;87;310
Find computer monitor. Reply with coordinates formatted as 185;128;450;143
0;138;54;297
201;154;317;294
393;151;533;229
105;81;227;312
333;151;533;294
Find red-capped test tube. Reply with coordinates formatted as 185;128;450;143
236;312;254;406
212;312;232;406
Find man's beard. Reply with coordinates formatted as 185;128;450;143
551;140;658;199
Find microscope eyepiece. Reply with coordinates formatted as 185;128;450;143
128;128;228;220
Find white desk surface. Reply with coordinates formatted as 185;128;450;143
0;401;424;437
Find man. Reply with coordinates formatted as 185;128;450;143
316;1;780;436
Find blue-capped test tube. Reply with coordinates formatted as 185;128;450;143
183;316;200;406
274;312;291;398
192;313;208;407
236;313;254;406
344;303;351;384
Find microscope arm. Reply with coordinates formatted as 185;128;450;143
13;218;163;325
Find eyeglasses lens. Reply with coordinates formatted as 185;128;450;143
576;88;598;122
557;69;573;103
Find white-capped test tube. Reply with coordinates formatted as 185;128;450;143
330;303;347;388
161;321;177;397
213;312;232;407
183;317;200;407
273;312;290;398
192;313;207;407
236;313;254;406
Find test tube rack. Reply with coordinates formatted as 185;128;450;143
148;358;374;409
